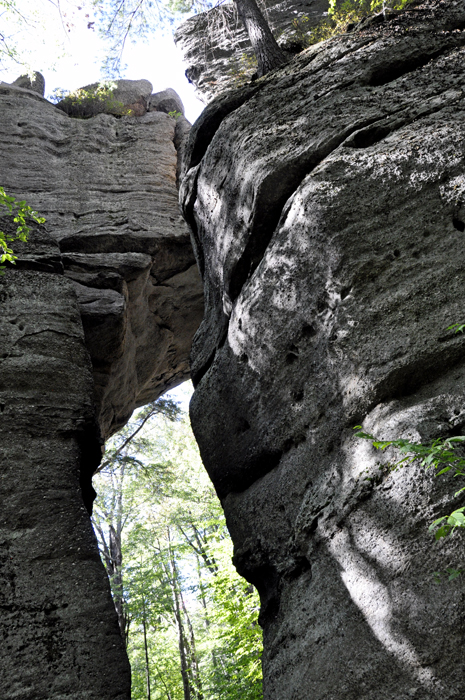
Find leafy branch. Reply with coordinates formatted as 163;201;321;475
0;186;45;275
354;428;465;540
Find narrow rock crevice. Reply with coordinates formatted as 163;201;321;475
183;83;262;173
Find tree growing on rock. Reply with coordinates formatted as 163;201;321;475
92;0;287;78
233;0;287;76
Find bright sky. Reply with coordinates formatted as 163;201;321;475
165;380;194;413
0;0;205;123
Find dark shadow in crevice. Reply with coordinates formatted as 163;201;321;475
227;114;392;305
344;124;392;149
76;419;103;515
368;45;452;87
452;218;465;233
185;83;262;171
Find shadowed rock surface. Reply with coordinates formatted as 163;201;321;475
0;221;132;699
175;0;328;102
0;81;202;699
12;70;45;96
181;1;465;697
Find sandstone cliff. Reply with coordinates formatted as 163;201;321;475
0;81;202;699
0;80;202;439
181;1;465;697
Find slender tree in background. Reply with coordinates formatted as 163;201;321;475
92;395;263;700
92;398;181;644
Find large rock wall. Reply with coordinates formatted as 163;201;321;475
181;1;465;697
0;81;203;439
0;83;202;698
0;226;131;699
174;0;328;102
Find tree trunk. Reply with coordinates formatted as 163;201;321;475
234;0;287;77
142;602;152;700
166;531;193;700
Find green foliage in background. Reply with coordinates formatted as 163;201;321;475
92;392;263;700
91;0;216;77
0;186;45;275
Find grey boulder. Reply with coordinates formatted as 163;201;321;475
148;87;185;115
56;78;153;118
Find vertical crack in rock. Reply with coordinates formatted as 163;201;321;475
182;82;262;173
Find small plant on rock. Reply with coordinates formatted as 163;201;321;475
0;187;45;275
227;51;258;87
50;81;133;118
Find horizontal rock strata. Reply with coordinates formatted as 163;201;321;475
0;81;203;438
181;1;465;698
0;80;202;698
0;224;131;700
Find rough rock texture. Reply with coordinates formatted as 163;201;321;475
0;222;131;699
12;71;45;96
0;82;203;439
149;87;185;115
0;81;202;698
174;0;328;102
181;1;465;697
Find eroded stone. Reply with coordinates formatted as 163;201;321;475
182;2;465;697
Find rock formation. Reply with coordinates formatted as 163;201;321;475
181;0;465;697
0;80;202;699
1;79;203;439
174;0;328;102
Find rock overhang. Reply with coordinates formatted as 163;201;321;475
180;2;465;697
0;78;204;440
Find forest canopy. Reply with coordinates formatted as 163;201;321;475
92;393;263;700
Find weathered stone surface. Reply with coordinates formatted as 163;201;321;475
12;70;45;96
174;0;328;102
0;77;202;698
0;223;131;699
0;84;202;439
182;1;465;697
174;114;194;185
56;78;153;118
149;87;185;115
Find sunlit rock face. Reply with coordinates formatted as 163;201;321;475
0;82;203;439
181;2;465;697
0;81;202;699
174;0;328;103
